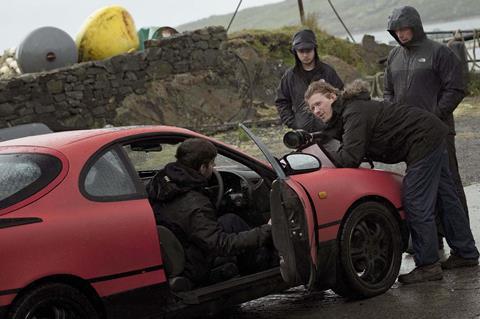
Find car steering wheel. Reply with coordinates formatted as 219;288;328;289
212;169;224;209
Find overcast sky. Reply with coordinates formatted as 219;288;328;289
0;0;283;51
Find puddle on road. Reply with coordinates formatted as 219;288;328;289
214;287;346;319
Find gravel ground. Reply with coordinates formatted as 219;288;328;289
214;97;480;186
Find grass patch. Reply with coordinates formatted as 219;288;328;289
468;72;480;96
229;26;368;72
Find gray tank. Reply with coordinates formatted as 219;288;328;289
16;26;78;73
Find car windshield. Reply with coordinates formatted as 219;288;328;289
0;153;62;209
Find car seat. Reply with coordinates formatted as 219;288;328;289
157;225;192;292
157;225;240;290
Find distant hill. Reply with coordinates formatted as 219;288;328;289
177;0;480;36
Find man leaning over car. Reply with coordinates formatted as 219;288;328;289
304;79;479;285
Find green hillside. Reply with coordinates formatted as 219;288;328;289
177;0;480;36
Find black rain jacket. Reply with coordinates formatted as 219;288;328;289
322;89;449;168
384;6;465;134
147;162;271;284
275;33;344;132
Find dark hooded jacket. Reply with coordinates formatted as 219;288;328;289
147;162;271;284
275;29;344;132
321;82;449;168
384;6;465;134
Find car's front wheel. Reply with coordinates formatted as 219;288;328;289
334;201;402;299
8;283;99;319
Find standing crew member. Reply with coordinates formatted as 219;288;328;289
275;29;344;132
305;80;478;284
384;6;469;218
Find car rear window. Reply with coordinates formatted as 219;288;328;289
0;153;62;209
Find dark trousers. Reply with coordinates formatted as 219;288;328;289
218;213;276;274
218;213;251;233
436;134;469;239
446;134;469;216
403;142;478;266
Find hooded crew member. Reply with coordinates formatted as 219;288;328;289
384;6;465;131
384;6;469;216
275;29;344;132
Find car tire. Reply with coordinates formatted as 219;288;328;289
333;202;402;299
8;283;99;319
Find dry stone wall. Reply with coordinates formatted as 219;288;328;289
0;26;239;130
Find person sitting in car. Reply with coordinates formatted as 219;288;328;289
147;138;273;286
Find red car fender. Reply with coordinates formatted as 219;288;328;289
291;167;404;243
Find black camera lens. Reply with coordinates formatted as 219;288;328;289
283;130;310;149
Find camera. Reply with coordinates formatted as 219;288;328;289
283;129;326;149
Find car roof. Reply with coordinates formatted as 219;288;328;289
0;125;201;150
0;125;270;171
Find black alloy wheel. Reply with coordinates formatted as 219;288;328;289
9;283;99;319
334;202;402;299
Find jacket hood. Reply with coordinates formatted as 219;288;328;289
147;162;208;203
291;29;320;69
326;80;370;128
291;29;317;51
387;6;426;47
342;79;371;101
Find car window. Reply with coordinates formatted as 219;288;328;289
0;153;62;209
84;149;137;198
215;154;249;170
124;143;177;172
124;142;249;172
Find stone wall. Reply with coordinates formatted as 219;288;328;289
0;26;236;130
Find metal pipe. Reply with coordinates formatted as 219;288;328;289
297;0;305;25
327;0;356;43
425;30;478;35
226;0;243;33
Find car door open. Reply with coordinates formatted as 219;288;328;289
239;124;319;287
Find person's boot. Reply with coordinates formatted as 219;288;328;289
441;254;479;269
398;262;443;284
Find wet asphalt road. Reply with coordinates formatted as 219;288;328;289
222;184;480;319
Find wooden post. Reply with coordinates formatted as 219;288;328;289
297;0;305;25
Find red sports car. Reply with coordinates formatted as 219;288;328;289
0;124;407;319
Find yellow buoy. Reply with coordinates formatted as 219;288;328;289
76;5;139;62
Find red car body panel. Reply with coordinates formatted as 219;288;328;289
291;167;404;243
0;192;165;306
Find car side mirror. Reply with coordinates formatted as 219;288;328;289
283;153;321;174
